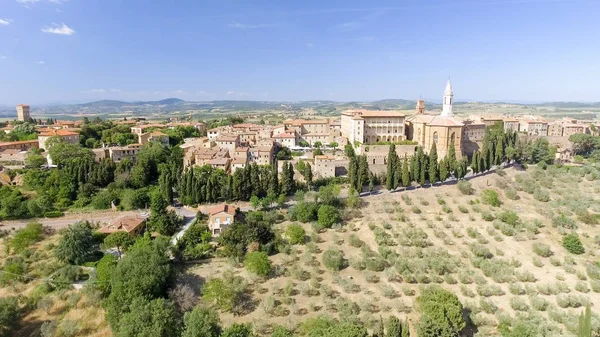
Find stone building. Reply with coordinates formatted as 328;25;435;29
406;81;463;159
340;110;406;145
313;155;335;179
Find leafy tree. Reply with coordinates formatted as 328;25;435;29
116;297;178;337
345;144;356;158
386;316;404;337
416;287;465;337
0;296;20;336
290;202;319;223
105;238;171;330
56;221;95;265
47;138;94;167
329;142;338;150
9;222;44;254
25;149;46;168
563;233;585;255
305;163;313;188
182;306;222;337
222;323;255;337
0;257;27;285
318;184;341;206
281;162;295;196
95;254;117;295
269;163;279;196
244;251;272;277
318;205;341;228
149;191;182;236
523;138;555;164
103;232;134;258
314;141;323;148
286;224;306;244
202;270;246;312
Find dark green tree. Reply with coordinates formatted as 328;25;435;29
428;143;438;185
116;297;178;337
182;306;222;337
386;144;398;190
401;156;411;189
55;221;94;265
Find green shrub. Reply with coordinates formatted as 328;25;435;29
322;247;345;271
9;222;44;254
510;297;530;311
44;211;63;218
563;233;585;255
497;210;520;226
552;213;577;229
504;187;519;200
286;224;306;245
530;296;550;311
479;298;498;314
411;206;421;214
481;189;501;207
457;180;474;195
532;243;553;257
348;234;364;248
317;205;341;228
533;188;550;202
244;252;272;277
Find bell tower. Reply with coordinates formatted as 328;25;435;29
441;80;454;117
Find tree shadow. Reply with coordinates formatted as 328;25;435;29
175;269;206;296
461;306;479;337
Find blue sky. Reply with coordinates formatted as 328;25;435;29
0;0;598;105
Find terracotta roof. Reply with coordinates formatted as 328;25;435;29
428;116;464;127
217;135;238;142
207;203;236;216
235;147;249;152
0;140;38;146
16;104;30;107
257;146;273;152
315;155;333;160
149;131;168;137
232;157;247;164
39;129;79;137
98;215;146;234
284;119;329;125
342;110;406;118
273;132;295;138
209;158;231;165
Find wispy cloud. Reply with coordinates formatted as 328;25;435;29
0;19;11;26
197;90;214;96
331;9;387;32
80;89;105;93
41;22;75;35
346;36;377;43
48;0;68;3
16;0;40;3
226;90;250;97
306;42;314;48
228;22;276;30
37;60;46;64
0;56;7;59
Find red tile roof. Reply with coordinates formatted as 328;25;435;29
98;215;146;234
207;203;236;216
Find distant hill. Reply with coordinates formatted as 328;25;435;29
536;102;600;109
77;100;129;108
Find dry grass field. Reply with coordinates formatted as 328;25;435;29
2;164;600;336
178;165;600;336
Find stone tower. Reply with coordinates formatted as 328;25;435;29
441;80;454;117
416;99;425;114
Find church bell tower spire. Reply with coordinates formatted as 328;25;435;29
441;80;454;117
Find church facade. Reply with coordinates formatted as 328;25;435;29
341;80;465;160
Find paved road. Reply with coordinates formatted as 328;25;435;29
0;210;142;231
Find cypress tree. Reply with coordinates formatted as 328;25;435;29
439;157;448;183
269;162;279;196
305;163;313;188
577;304;592;337
428;143;438;185
401;156;410;188
348;155;359;191
358;154;370;192
386;144;397;190
495;136;504;165
448;139;457;174
412;147;423;182
386;315;403;337
471;151;479;175
419;154;427;186
251;163;262;197
394;153;402;189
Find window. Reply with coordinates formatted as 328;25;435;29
433;132;439;144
